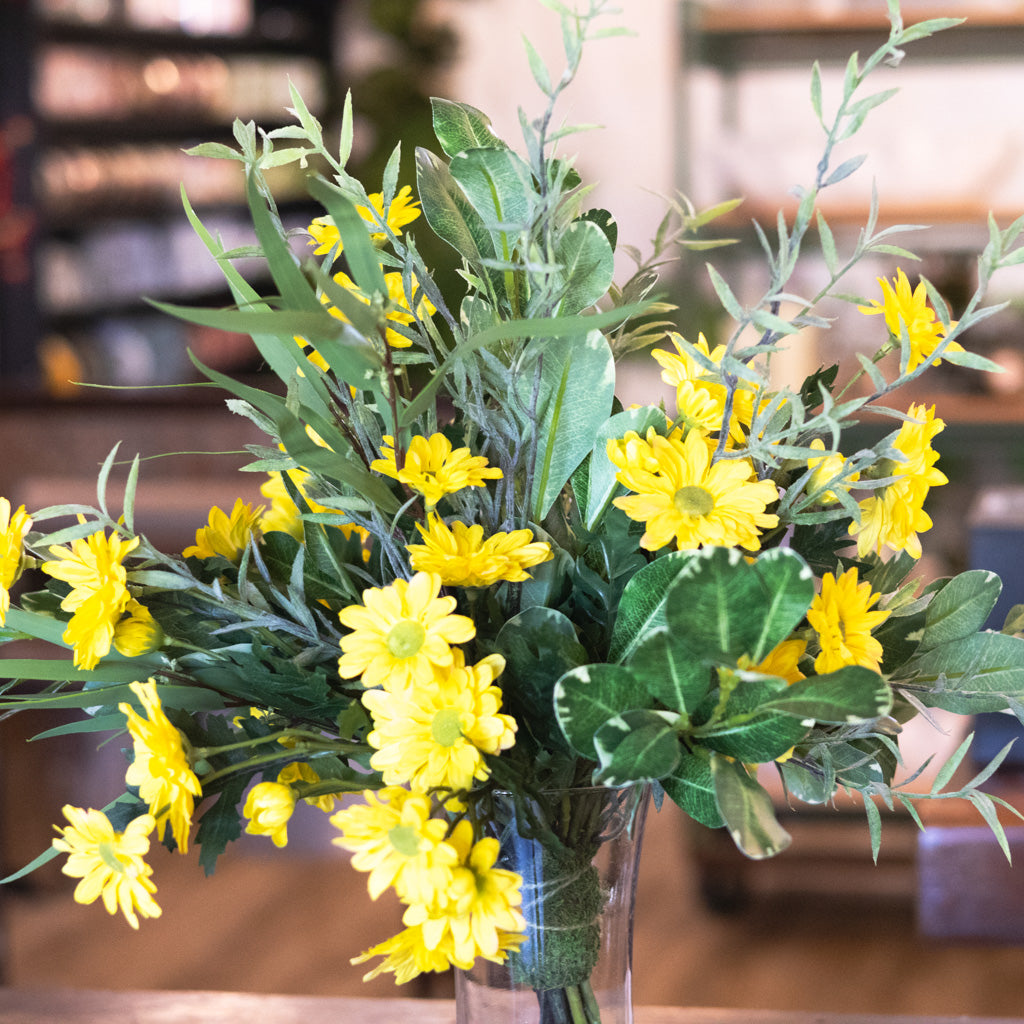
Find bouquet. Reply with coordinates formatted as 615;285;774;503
4;1;1024;1020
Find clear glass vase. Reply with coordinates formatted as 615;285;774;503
455;782;651;1024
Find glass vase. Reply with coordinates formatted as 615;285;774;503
455;782;651;1024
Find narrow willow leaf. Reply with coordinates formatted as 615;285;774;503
824;153;867;188
863;793;883;863
817;209;838;276
706;263;745;321
523;35;552;95
338;88;354;166
809;60;824;124
712;755;792;859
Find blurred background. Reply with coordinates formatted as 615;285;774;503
3;0;1024;1015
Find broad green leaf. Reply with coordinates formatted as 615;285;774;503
661;750;724;828
698;702;808;763
415;147;497;271
627;627;711;715
449;148;534;234
902;631;1024;714
553;662;650;760
664;547;815;665
553;219;615;316
496;607;589;753
711;754;792;859
518;329;616;521
585;405;664;530
593;709;681;785
608;551;694;663
920;569;1002;649
430;98;507;158
760;665;893;724
778;759;833;804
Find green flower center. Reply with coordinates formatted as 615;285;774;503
98;840;129;875
673;485;714;517
388;824;421;858
431;707;464;747
386;620;426;659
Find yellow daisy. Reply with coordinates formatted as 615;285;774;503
406;513;551;587
243;781;297;848
859;267;964;371
807;568;891;675
308;186;422;254
351;921;457;984
337;572;476;691
371;434;502;509
807;438;859;504
182;498;264;562
52;806;160;930
330;786;458;904
277;760;337;813
751;636;807;684
119;679;202;854
608;427;779;552
0;497;32;626
327;268;435;349
41;528;139;670
112;600;163;659
362;651;516;800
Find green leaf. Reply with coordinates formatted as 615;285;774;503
664;547;815;665
518;329;616;522
698;683;809;763
711;754;791;859
593;709;681;785
920;569;1002;649
553;662;651;760
778;759;833;804
196;774;248;875
552;219;615;316
902;631;1024;714
430;98;507;158
496;607;589;754
626;628;711;716
661;750;724;828
707;263;745;321
760;665;893;724
607;551;694;663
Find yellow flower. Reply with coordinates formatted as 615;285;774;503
308;186;422;254
183;498;264;561
327;268;435;349
330;786;458;904
112;600;163;658
859;267;964;371
751;637;807;684
243;781;296;848
51;806;161;930
337;572;475;691
120;679;202;854
807;438;859;504
363;652;516;800
850;404;947;559
351;922;457;984
406;513;552;587
608;427;779;552
0;497;32;626
807;568;891;675
277;760;336;813
41;528;139;670
371;434;502;509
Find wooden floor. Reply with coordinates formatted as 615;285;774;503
5;789;1024;1018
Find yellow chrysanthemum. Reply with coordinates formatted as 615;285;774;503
406;513;551;587
182;498;264;562
337;572;476;691
243;781;297;848
850;404;947;559
652;332;756;442
371;434;502;510
41;528;139;670
308;186;422;254
403;820;526;964
807;438;859;504
52;806;160;930
327;268;435;349
351;921;458;984
363;651;516;800
120;679;202;854
277;760;337;813
751;636;807;684
0;497;32;626
330;786;458;903
859;267;964;371
112;599;163;658
608;427;779;552
807;568;891;675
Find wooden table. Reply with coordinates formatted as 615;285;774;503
0;991;1021;1024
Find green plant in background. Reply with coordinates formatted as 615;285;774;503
4;1;1024;1021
